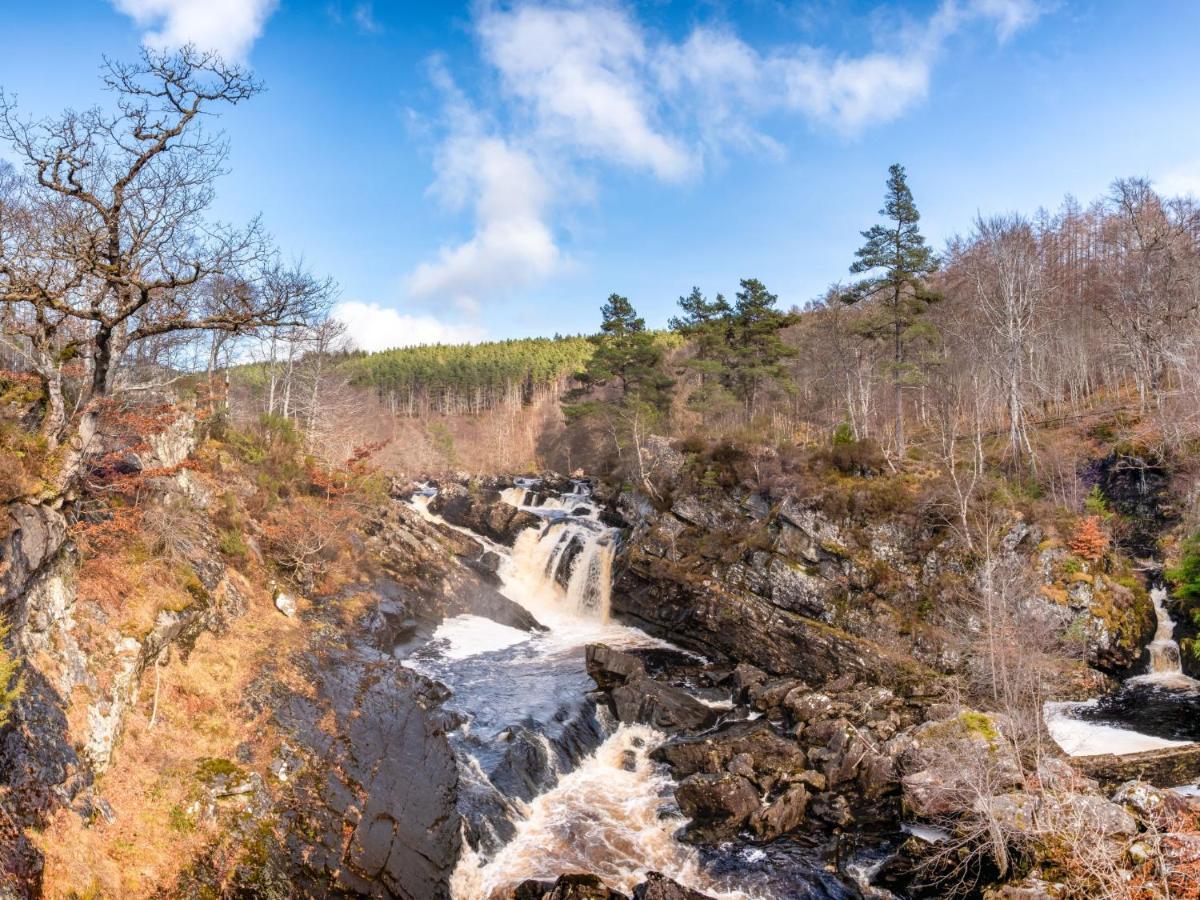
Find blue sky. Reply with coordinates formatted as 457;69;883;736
2;1;1199;350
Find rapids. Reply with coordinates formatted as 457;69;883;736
405;480;857;900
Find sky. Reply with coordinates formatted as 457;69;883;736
2;1;1199;351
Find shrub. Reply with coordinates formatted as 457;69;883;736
1068;516;1109;563
0;619;23;730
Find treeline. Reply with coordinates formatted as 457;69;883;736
339;337;595;416
563;165;1200;490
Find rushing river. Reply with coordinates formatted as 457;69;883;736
406;481;857;900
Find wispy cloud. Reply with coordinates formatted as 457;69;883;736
404;65;562;315
111;0;278;61
334;301;485;351
403;0;1044;329
477;3;696;181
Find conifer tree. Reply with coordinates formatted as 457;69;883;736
842;164;939;452
672;280;794;420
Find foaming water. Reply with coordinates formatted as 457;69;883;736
1044;699;1193;756
408;481;807;899
450;724;771;900
1046;583;1200;756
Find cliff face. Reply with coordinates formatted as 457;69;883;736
0;423;537;898
607;473;1155;692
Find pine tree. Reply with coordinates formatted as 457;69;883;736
586;294;672;412
842;164;939;452
671;280;794;420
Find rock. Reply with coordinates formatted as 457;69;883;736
750;783;809;839
1111;779;1189;824
586;644;714;733
652;720;806;786
1053;794;1137;836
809;791;852;826
727;753;755;779
748;678;806;713
428;487;542;546
274;591;297;617
610;675;716;733
783;689;833;724
723;662;767;700
585;644;647;690
513;873;627;899
632;871;714;899
675;773;761;839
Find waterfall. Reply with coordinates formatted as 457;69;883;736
508;521;615;620
501;480;614;620
1145;585;1183;677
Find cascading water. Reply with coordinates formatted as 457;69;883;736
406;480;809;900
1046;581;1200;759
1137;585;1187;683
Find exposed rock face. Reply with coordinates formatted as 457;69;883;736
274;651;461;899
428;484;542;546
610;489;940;688
0;503;67;606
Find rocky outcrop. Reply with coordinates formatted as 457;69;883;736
428;484;542;546
273;650;461;899
585;644;715;733
1073;743;1200;789
610;489;941;688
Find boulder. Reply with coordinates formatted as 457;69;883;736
750;783;809;839
652;720;805;787
587;645;714;733
610;675;716;733
675;773;761;840
632;872;714;900
585;645;647;690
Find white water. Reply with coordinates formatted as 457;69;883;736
411;484;766;899
1045;583;1199;757
1044;699;1192;756
450;724;765;900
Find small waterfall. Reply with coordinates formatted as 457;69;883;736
1145;585;1183;677
509;521;615;620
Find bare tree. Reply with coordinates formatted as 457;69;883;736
0;47;327;492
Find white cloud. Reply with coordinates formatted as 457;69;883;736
477;2;697;181
333;301;485;352
406;0;1044;314
404;67;563;314
967;0;1044;42
1158;162;1200;199
112;0;277;61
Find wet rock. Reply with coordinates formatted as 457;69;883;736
490;725;557;802
586;644;647;690
675;773;760;840
276;653;461;900
513;873;628;899
632;871;715;899
750;783;809;839
610;675;715;733
586;644;715;732
429;487;542;546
